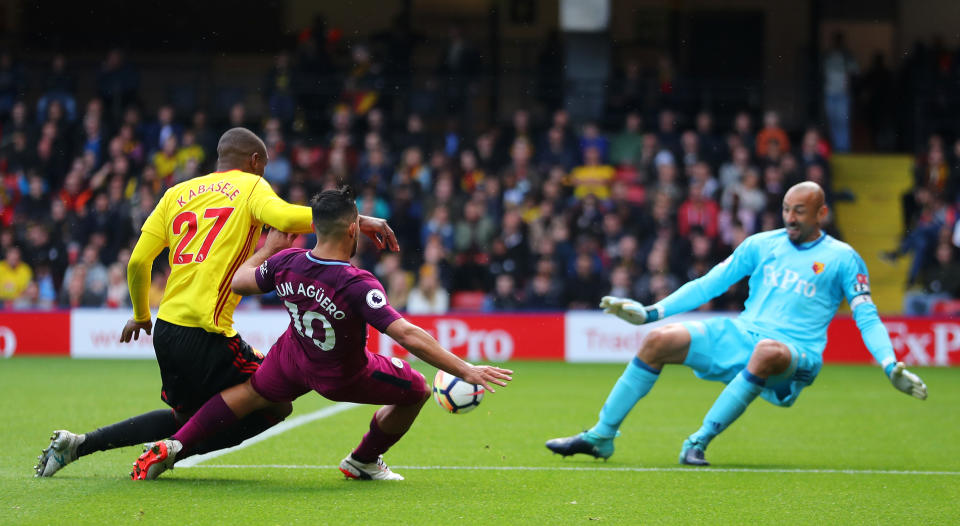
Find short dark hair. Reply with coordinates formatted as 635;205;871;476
310;186;358;238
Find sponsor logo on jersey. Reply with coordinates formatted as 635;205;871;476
812;262;825;274
854;273;870;293
259;260;268;277
763;264;817;297
366;289;386;309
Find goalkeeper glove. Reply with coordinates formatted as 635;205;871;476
885;361;928;400
599;296;662;325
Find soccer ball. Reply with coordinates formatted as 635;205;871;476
432;370;484;414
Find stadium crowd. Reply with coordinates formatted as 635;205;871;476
885;132;960;314
0;39;855;315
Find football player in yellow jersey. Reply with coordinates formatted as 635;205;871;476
35;128;399;477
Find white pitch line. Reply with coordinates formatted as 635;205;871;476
178;464;960;476
177;403;360;467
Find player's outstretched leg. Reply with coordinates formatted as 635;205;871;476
547;326;690;460
679;340;791;466
35;430;84;477
35;409;180;477
341;392;429;481
184;404;292;458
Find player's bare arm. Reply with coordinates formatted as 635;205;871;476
385;318;513;392
231;228;298;296
358;215;399;252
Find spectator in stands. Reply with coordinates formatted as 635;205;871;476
37;54;77;122
0;51;24;118
696;111;725;168
458;149;486;194
501;138;540;205
356;184;390;220
652;158;681;202
151;134;179;183
97;49;139;121
904;241;960;314
58;167;93;214
571;145;614;201
263;134;291;189
421;205;455;253
522;265;564;311
17;175;48;223
606;265;633;298
565;253;606;310
657;109;680;156
537;125;577;174
406;264;450;314
677;180;719;239
679;130;702;174
721;167;766;232
689;161;719;199
634;245;680;305
755;110;790;158
105;262;129;308
386;268;412;311
485;273;522;311
264;52;296;126
610;112;643;167
394;146;431;192
823;33;858;152
436;24;481;119
731;111;754;153
883;187;951;285
0;246;32;304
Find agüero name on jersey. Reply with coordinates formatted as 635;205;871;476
275;280;346;320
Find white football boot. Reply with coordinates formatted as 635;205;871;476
131;439;182;480
339;454;404;481
35;430;84;477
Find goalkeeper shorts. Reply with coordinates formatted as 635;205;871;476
681;316;823;407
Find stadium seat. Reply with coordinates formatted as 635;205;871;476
450;291;486;312
931;299;960;316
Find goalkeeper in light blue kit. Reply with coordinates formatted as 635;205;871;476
547;182;928;465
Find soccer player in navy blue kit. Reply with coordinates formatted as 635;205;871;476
547;182;928;465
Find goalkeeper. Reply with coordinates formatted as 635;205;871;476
547;182;928;465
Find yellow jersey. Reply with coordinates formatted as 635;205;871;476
131;170;312;336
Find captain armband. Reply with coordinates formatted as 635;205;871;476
850;294;873;309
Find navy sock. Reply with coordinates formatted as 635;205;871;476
77;409;180;457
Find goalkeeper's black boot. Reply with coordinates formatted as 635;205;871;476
545;431;614;460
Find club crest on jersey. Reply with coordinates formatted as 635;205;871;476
366;289;386;309
812;262;825;274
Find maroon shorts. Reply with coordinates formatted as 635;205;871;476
250;342;428;406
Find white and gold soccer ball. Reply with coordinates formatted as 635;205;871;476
432;370;484;414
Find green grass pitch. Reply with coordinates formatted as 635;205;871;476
2;358;958;524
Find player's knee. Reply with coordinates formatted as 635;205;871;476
269;401;293;420
413;370;431;405
638;328;670;362
753;339;791;368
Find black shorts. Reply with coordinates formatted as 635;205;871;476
153;318;263;414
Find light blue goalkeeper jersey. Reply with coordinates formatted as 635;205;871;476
656;228;895;364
